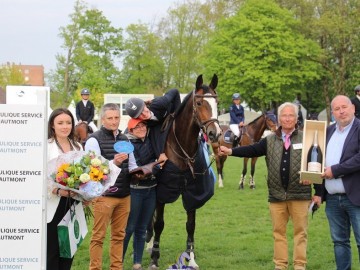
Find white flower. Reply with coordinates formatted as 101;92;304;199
91;158;102;167
79;173;91;183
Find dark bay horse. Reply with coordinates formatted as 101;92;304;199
74;122;93;148
149;74;221;270
211;112;277;189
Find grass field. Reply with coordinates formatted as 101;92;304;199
72;156;359;270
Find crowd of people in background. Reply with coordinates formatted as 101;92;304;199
45;86;360;270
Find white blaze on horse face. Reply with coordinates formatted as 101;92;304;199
204;94;218;118
204;94;222;135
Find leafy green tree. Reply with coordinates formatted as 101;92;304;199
48;0;86;108
0;63;25;89
49;0;123;109
204;0;322;112
76;8;123;98
120;23;165;95
156;0;216;91
276;0;360;120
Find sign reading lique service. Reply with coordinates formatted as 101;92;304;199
0;105;46;270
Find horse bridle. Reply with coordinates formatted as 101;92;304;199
192;90;220;135
167;90;219;177
265;113;277;130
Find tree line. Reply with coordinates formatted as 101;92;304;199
2;0;360;121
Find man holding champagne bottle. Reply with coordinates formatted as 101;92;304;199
219;102;322;270
321;95;360;270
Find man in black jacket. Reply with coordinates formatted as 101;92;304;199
125;88;181;154
76;88;97;131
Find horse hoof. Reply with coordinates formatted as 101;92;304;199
148;263;159;270
188;252;199;270
239;184;244;189
145;232;153;243
218;182;224;188
188;260;199;270
250;185;255;189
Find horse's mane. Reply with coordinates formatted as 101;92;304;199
247;113;265;126
174;91;192;117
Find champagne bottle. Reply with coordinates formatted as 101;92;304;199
307;130;323;172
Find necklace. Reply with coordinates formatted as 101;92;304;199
55;138;74;153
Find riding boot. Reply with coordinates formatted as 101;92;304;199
233;136;240;147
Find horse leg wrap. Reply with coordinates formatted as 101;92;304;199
186;241;195;253
187;248;199;270
151;240;160;261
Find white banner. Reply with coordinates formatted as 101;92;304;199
0;104;47;270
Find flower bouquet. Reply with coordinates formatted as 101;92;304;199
48;150;121;201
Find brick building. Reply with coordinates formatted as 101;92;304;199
16;64;45;86
0;87;5;103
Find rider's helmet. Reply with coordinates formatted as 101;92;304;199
232;93;241;100
355;85;360;95
81;88;90;95
125;97;145;118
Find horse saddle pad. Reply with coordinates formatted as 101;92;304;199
223;129;235;144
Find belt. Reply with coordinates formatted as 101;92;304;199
329;193;346;196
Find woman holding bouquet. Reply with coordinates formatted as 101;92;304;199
47;108;82;270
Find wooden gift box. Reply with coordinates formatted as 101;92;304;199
299;120;327;184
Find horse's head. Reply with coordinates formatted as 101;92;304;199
74;122;93;146
192;74;222;143
265;112;278;131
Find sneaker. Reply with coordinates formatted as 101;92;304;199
132;264;143;270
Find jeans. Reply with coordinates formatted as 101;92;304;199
325;194;360;270
123;186;156;265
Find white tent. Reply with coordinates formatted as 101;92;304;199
218;110;262;126
67;100;78;124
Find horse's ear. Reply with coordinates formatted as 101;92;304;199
209;74;218;90
195;74;203;90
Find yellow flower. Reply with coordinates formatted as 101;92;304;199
58;163;70;172
89;167;104;181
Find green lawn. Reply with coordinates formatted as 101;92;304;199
72;156;359;270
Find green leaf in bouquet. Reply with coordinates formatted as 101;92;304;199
81;155;91;166
74;166;84;176
84;205;94;224
64;165;74;174
67;177;75;188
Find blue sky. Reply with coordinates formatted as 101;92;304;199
0;0;178;72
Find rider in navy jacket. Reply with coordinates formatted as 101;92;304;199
229;93;245;138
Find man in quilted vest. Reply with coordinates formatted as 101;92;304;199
219;102;322;270
85;103;137;270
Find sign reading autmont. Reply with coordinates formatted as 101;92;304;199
0;101;47;267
